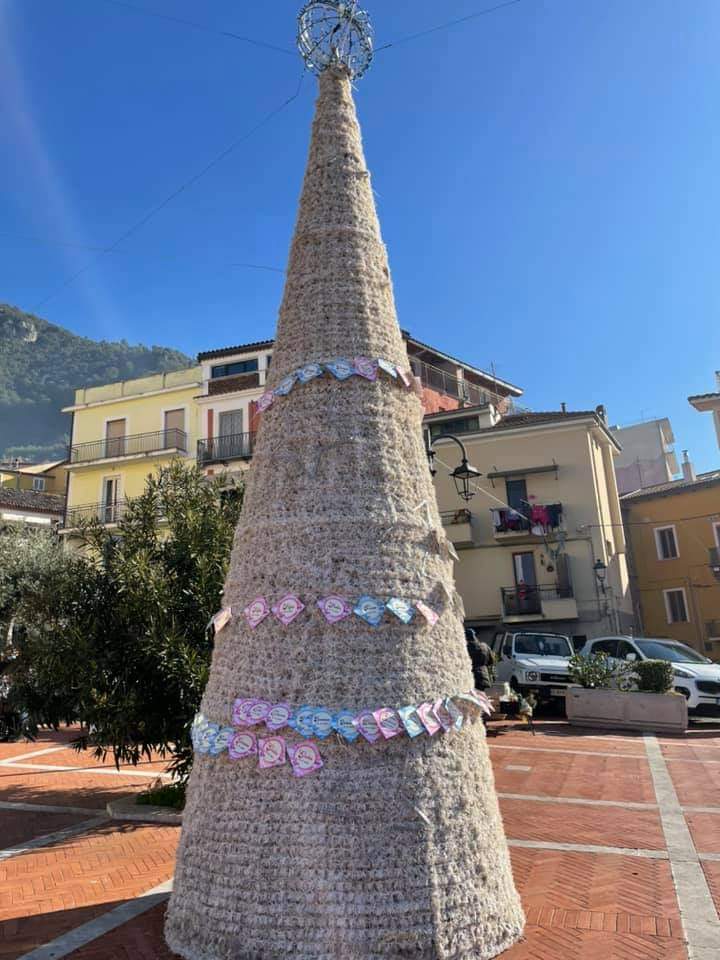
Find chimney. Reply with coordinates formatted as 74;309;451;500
595;404;607;424
682;450;696;482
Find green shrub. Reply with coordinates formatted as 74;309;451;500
633;659;674;694
569;652;633;690
137;782;186;810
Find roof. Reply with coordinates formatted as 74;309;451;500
16;460;66;475
197;340;274;362
197;332;525;397
621;471;720;502
424;408;620;448
0;488;65;515
688;392;720;402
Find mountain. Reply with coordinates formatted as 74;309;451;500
0;304;192;461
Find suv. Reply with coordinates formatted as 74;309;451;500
580;636;720;714
491;630;574;702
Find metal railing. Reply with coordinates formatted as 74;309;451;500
70;428;187;464
440;509;473;526
64;499;129;528
409;357;492;406
501;583;574;617
491;504;563;535
197;432;256;466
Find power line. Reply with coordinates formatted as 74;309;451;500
92;0;295;56
31;71;305;310
375;0;526;53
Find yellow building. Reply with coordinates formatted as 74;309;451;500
0;460;67;495
427;406;633;646
0;460;67;526
621;471;720;658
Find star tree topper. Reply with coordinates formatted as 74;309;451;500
297;0;374;80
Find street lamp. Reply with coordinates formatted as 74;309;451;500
426;434;482;502
593;559;607;595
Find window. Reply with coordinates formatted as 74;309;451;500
506;479;529;517
429;416;480;438
102;477;121;524
654;525;679;560
591;638;619;657
664;588;689;624
218;410;243;437
105;418;126;458
211;359;259;379
617;639;639;661
714;522;720;549
32;477;46;492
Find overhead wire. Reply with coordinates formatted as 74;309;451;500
30;70;305;310
92;0;295;56
375;0;526;52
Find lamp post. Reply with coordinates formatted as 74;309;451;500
593;559;607;595
426;434;482;502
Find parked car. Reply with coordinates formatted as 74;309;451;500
579;636;720;714
491;630;573;702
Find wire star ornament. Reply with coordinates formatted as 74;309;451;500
297;0;374;80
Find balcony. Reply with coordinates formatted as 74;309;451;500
197;432;256;467
207;372;262;396
501;584;578;623
69;429;187;465
63;499;129;529
491;504;563;539
440;509;474;549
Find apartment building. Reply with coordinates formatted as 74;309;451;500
610;418;679;495
0;460;67;526
61;334;522;540
427;406;633;645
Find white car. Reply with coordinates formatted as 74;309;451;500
491;630;574;703
579;636;720;714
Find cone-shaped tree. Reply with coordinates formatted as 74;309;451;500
166;64;524;960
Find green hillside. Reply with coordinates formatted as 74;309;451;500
0;304;192;462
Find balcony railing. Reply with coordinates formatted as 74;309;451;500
64;499;129;528
197;432;256;466
501;583;574;618
440;509;473;526
207;372;262;396
409;357;492;407
70;429;187;464
491;504;563;535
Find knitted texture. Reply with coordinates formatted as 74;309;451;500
166;67;524;960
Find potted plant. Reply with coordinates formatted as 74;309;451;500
565;654;688;733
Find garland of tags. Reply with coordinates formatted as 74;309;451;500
256;356;421;414
191;691;493;778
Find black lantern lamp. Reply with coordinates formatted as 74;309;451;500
593;559;608;594
426;434;482;502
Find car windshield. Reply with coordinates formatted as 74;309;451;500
634;640;710;664
513;634;572;657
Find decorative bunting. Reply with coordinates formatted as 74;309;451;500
386;597;415;624
209;607;232;636
416;601;439;627
354;710;381;744
228;731;257;760
296;362;324;383
232;698;257;727
334;709;360;742
265;703;293;732
244;597;270;630
258;736;287;769
288;741;324;778
274;374;298;397
416;702;441;736
374;707;402;740
258;357;412;412
353;595;386;627
312;707;334;739
398;705;425;739
291;705;317;739
272;594;306;625
325;359;356;380
377;358;398;379
256;392;275;413
353;356;379;381
317;595;352;624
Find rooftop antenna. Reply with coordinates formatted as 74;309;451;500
297;0;374;79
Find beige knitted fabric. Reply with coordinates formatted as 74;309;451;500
166;66;524;960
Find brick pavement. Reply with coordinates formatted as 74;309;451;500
1;720;719;959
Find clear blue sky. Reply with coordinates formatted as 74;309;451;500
2;0;719;471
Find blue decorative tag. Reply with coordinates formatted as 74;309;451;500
334;709;360;742
377;358;398;379
325;359;356;380
398;706;425;738
197;722;219;754
209;726;235;756
296;362;324;383
386;597;415;624
312;707;334;739
274;374;298;397
292;705;316;739
354;595;386;627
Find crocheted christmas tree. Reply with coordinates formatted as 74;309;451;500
166;61;523;960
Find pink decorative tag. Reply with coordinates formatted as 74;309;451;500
211;607;232;635
248;700;272;725
258;736;287;769
256;391;275;413
317;595;352;624
417;702;441;736
373;707;402;740
272;594;306;625
228;731;257;760
432;698;452;732
353;357;379;381
232;698;255;726
266;703;292;732
397;367;412;388
411;376;424;398
355;710;381;744
244;597;270;629
416;601;439;626
288;741;324;778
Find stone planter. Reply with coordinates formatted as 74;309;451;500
566;686;688;733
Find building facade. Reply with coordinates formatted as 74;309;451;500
428;407;633;646
610;418;679;496
622;472;720;658
689;372;720;452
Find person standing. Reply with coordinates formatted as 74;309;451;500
466;628;496;691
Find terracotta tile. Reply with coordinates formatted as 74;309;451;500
502;798;665;849
684;812;720;854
